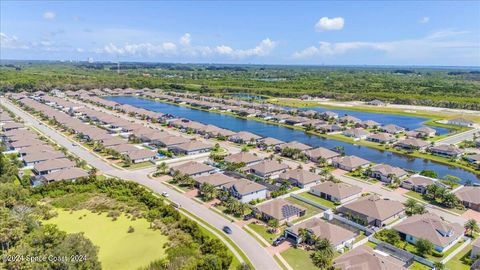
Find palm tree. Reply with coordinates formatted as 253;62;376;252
464;219;479;237
156;162;168;175
200;183;217;201
442;192;459;208
311;238;335;269
268;219;280;234
404;198;418;216
425;184;438;200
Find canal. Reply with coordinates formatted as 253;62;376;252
105;96;479;183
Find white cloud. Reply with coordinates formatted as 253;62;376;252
315;17;344;32
76;48;84;53
100;35;276;59
180;33;191;46
0;33;29;49
419;17;430;24
43;11;56;20
292;29;478;62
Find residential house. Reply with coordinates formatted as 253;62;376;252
107;144;140;154
395;138;430;151
322;111;339;120
275;141;313;152
338;115;361;125
124;149;157;163
23;151;65;166
40;168;89;183
170;161;217;177
369;164;408;183
194;173;237;188
255;198;306;223
1;122;24;132
246;160;289;179
18;144;55;156
229;131;262;144
223;178;267;203
342;128;370;140
331;155;370;172
447;118;474;127
429;144;464;158
310;182;362;204
224;152;263;166
153;134;190;147
278;169;321;188
413;127;437;137
381;124;405;134
338;195;405;227
317;124;343;133
168;141;212;155
393;213;464;253
367;133;396;144
401;175;446;194
464;154;480;166
455;186;480;211
334;246;407;270
304;147;341;163
285;218;356;250
360;120;380;128
257;137;285;149
33;158;76;175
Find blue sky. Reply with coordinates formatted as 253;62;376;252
1;1;479;66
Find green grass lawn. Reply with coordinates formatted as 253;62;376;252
281;247;317;270
44;209;168;270
445;244;472;270
297;191;337;208
408;261;431;270
247;223;281;243
285;197;323;221
398;238;464;263
124;161;155;169
404;191;467;215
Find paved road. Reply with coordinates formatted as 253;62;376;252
436;128;480;145
332;170;468;224
2;98;281;270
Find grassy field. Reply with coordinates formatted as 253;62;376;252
297;191;337;208
408;261;431;270
247;223;281;243
44;209;169;270
405;191;467;215
280;247;317;270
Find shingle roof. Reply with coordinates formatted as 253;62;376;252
305;147;341;160
311;182;362;200
279;169;320;185
334;245;406;270
256;198;306;221
370;164;408;178
248;160;289;174
224;152;263;164
224;178;267;195
195;173;237;187
340;195;404;221
455;186;480;204
34;158;76;172
42;168;89;182
170;161;216;176
288;218;356;246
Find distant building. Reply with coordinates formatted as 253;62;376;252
447;118;474;127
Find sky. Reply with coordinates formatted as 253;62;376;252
1;1;479;66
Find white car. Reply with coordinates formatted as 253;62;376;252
161;192;169;197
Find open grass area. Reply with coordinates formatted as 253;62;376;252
297;191;337;208
285;197;323;221
44;209;168;270
123;161;156;169
408;261;431;270
445;244;472;270
398;238;465;263
247;223;281;243
280;247;317;270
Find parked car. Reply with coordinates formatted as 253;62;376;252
243;213;254;221
223;226;232;234
272;236;286;246
161;192;169;197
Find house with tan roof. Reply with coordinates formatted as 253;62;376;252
401;174;447;194
369;164;408;183
107;143;139;154
334;245;407;270
224;152;263;166
246;160;289;179
381;124;405;134
279;169;321;188
170;161;217;177
304;147;341;163
429;144;464;158
1;122;24;132
255;198;306;223
152;134;190;147
23;150;65;166
343;128;370;140
18;144;56;156
393;213;464;253
123;149;157;163
332;155;370;172
257;137;285;149
39;167;89;183
223;178;267;203
395;138;430;151
413;127;437;137
310;181;362;204
275;141;313;152
194;173;237;188
285;218;356;250
338;195;405;227
228;131;262;144
367;133;397;144
33;158;76;175
454;186;480;211
168;141;212;155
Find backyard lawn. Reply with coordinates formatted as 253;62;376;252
285;197;323;221
445;244;472;270
297;192;337;208
44;209;169;270
408;261;431;270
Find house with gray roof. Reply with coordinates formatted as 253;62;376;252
310;182;362;204
305;147;341;163
279;169;321;188
170;161;217;177
246;160;289;179
33;158;76;175
369;164;408;183
168;141;212;155
332;155;370;171
40;167;89;183
429;144;464;158
223;178;267;203
224;152;263;166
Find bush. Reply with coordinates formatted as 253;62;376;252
127;226;135;233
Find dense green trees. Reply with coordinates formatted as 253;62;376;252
1;63;479;110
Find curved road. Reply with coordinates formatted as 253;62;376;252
2;98;281;270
